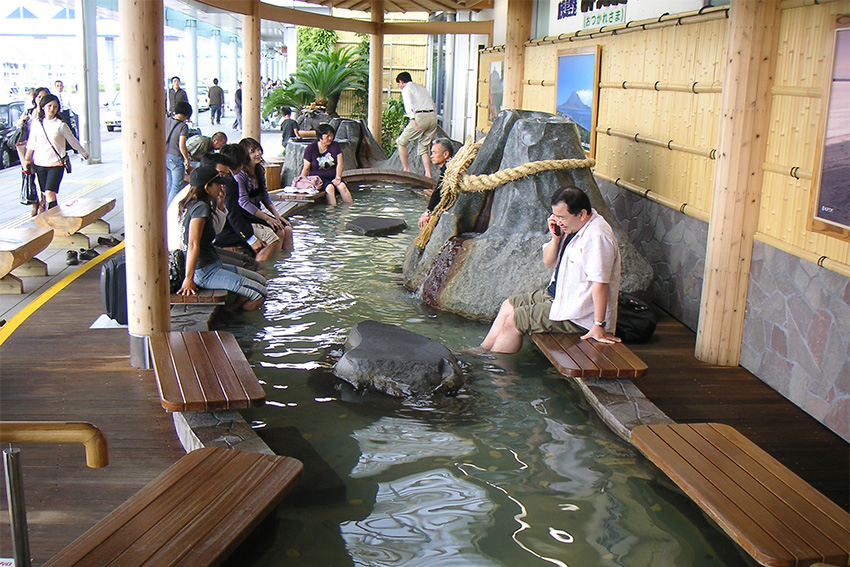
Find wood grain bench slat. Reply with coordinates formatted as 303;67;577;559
150;331;266;412
44;447;303;567
170;288;228;304
34;197;116;237
531;333;648;378
632;423;850;567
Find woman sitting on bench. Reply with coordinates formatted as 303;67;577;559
177;166;268;311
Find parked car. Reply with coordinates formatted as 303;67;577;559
197;86;210;112
0;100;26;169
103;92;121;132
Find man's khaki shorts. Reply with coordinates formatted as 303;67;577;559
252;223;280;245
509;289;586;335
396;112;438;156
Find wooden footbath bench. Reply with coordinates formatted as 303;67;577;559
44;447;303;567
532;332;648;378
34;197;116;249
170;288;228;305
632;423;850;567
149;331;266;412
0;227;54;294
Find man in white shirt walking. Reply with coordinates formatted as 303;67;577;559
395;72;438;178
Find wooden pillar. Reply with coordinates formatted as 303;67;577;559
503;0;532;109
368;0;384;140
695;0;781;365
243;0;261;141
119;0;169;367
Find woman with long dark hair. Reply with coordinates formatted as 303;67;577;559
300;123;352;205
22;93;88;212
234;137;293;253
178;166;267;311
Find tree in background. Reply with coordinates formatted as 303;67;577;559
381;97;408;156
296;27;338;63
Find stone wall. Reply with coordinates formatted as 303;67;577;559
597;178;850;442
743;242;850;441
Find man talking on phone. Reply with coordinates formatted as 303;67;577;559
479;186;621;354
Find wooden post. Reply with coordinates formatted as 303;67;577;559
120;0;169;367
503;0;532;109
368;0;384;141
243;0;261;141
695;0;781;365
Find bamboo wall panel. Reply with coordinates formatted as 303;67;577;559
477;50;504;132
761;1;850;264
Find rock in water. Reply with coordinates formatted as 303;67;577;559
333;320;464;397
346;216;408;237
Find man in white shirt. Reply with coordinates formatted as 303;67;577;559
395;72;438;178
480;186;622;353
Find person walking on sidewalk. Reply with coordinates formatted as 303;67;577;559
208;78;224;125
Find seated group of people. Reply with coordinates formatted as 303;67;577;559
170;138;292;311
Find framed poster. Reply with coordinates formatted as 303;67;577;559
810;17;850;241
555;45;601;157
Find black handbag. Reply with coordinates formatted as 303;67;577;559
12;121;29;147
168;249;186;294
615;293;657;343
20;169;38;205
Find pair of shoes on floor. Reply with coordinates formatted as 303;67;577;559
97;235;122;247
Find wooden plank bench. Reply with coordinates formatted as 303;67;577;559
532;333;648;378
0;227;54;294
44;447;303;567
170;288;228;305
149;331;266;412
632;423;850;567
34;197;116;249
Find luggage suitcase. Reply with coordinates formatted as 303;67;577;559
100;253;128;325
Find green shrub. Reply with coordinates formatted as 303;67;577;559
381;97;408;157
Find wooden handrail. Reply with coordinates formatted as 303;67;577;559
0;422;109;468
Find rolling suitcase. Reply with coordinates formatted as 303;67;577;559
100;253;128;325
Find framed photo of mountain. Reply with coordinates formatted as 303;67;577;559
810;17;850;241
555;46;601;158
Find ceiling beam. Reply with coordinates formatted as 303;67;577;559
258;2;376;34
382;19;493;35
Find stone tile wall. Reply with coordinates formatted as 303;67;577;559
743;242;850;441
597;177;850;442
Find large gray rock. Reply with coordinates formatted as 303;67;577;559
333;320;464;397
403;109;653;319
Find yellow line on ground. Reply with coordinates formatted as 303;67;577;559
0;170;123;230
0;242;125;346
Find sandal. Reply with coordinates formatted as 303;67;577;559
79;248;99;261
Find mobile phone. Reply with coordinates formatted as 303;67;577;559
552;224;562;236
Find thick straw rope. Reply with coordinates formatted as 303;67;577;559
414;138;597;249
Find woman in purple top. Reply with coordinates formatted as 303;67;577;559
234;138;293;253
300;123;352;205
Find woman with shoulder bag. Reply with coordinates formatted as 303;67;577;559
22;93;88;213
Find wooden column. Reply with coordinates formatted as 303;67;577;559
503;0;532;109
695;0;781;365
243;0;261;141
119;0;169;367
368;0;384;140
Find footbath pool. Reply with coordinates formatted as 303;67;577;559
221;184;752;567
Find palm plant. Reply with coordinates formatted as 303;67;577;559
262;76;313;122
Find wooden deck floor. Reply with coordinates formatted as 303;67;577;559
627;312;850;512
0;264;185;564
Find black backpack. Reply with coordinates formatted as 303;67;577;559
615;293;657;343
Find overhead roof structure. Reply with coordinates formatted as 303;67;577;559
287;0;492;13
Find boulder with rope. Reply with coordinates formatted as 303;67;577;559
403;109;653;320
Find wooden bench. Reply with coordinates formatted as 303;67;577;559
170;288;228;304
632;423;850;567
532;333;648;378
149;331;266;412
35;197;116;249
44;447;303;567
0;227;54;294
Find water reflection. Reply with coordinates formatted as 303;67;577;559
340;469;501;567
350;416;475;478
